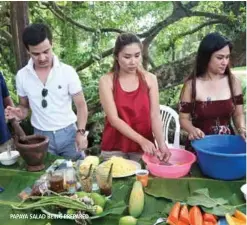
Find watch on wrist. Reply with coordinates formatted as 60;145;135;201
77;129;86;136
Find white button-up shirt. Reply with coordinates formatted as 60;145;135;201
16;55;82;131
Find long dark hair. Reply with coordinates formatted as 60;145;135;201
185;32;234;115
111;33;147;90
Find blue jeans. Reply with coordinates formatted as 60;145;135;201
34;124;84;161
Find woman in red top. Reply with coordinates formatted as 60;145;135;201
179;32;246;150
99;33;170;162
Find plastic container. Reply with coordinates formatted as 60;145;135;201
142;148;196;178
135;169;149;187
64;161;76;194
191;135;246;180
0;151;20;165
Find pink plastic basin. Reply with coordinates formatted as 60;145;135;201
142;148;196;178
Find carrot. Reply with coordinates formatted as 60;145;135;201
179;205;190;224
167;202;181;225
231;216;246;225
189;206;203;225
234;210;247;223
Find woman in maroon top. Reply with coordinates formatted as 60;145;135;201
99;33;170;162
179;32;246;150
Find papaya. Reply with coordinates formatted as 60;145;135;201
119;216;137;225
129;181;144;218
82;156;100;168
79;156;100;175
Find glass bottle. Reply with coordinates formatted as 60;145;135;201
65;161;76;194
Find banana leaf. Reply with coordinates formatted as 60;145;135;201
0;170;168;225
145;177;246;216
145;177;245;201
1;164;245;225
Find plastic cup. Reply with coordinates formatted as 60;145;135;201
96;167;112;197
135;169;149;187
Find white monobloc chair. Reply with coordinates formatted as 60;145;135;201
159;105;180;148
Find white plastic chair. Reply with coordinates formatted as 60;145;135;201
159;105;180;148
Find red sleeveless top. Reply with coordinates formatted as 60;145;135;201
101;75;154;153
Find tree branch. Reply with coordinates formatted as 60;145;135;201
191;11;230;22
162;19;223;52
42;1;125;34
137;1;199;38
76;47;113;71
74;1;236;72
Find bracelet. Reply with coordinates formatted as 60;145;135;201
237;127;246;133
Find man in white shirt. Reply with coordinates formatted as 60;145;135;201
5;23;88;160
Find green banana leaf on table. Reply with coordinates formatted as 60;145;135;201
0;155;245;225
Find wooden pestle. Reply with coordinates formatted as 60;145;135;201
9;118;29;144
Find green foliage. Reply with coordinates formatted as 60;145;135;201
159;85;182;109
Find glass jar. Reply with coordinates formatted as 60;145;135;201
49;170;64;193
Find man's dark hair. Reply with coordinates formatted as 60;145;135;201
22;23;52;50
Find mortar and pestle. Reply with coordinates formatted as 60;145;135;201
10;119;49;172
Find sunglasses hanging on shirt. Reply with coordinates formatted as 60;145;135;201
41;88;48;108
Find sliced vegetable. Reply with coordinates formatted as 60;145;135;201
203;222;215;225
231;216;246;225
234;210;246;223
167;202;181;224
177;220;188;225
189;206;203;225
179;205;190;224
167;218;177;225
203;213;217;223
226;213;236;225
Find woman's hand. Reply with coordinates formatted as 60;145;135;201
156;144;171;162
188;127;205;140
140;138;157;155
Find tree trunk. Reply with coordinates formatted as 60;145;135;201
10;1;29;71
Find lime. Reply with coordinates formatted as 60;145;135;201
119;216;137;225
94;205;103;215
90;193;107;208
